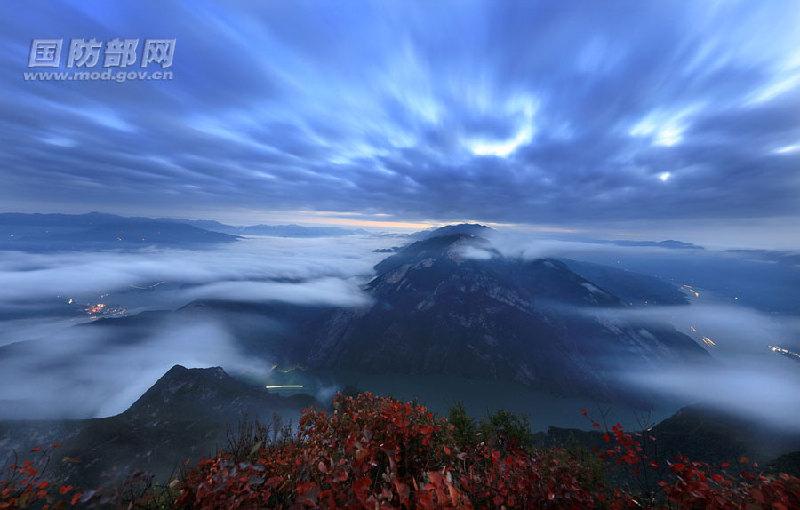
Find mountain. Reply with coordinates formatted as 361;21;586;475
48;221;237;245
726;249;800;267
562;259;689;306
606;239;705;250
173;218;369;237
0;212;368;250
194;231;707;398
410;223;494;241
304;234;705;394
0;212;238;250
122;364;311;424
769;451;800;476
238;224;369;237
0;365;315;487
534;404;800;469
648;405;800;464
41;225;704;399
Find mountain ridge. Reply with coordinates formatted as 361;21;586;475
3;366;797;492
233;230;710;397
0;365;316;487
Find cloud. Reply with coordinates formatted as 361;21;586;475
0;1;797;233
623;363;800;432
0;236;384;305
0;318;267;419
180;277;371;307
0;235;390;419
0;225;798;432
584;303;800;431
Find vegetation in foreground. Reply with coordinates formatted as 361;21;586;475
2;393;799;509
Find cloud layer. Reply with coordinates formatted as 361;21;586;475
0;1;798;230
0;236;386;418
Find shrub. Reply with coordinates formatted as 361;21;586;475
0;445;88;509
176;393;627;508
446;402;476;450
477;409;534;453
5;394;799;509
176;393;800;509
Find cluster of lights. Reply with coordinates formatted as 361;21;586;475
681;284;701;298
85;303;107;315
768;345;800;363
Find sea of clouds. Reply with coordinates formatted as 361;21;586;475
0;232;798;432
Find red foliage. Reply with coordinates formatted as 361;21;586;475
657;458;800;509
178;393;625;509
177;393;619;509
586;411;800;510
4;395;798;508
177;393;800;510
0;444;82;509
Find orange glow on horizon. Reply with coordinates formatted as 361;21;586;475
305;216;438;230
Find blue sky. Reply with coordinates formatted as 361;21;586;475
1;0;799;244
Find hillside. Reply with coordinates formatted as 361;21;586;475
0;365;315;488
232;231;709;397
0;212;239;250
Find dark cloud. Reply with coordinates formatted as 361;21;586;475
0;0;798;228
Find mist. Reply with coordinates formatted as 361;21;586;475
1;231;798;432
0;235;390;418
582;303;800;431
458;233;800;431
0;318;267;418
0;235;387;303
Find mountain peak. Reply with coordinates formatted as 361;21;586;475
125;365;260;421
412;223;494;241
122;365;315;427
373;232;494;275
160;363;227;381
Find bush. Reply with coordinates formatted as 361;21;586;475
477;409;534;453
5;394;799;508
446;402;476;449
0;445;88;508
176;393;800;509
175;392;614;508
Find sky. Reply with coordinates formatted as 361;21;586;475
1;0;799;245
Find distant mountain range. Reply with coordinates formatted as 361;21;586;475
0;212;708;252
726;249;800;267
0;212;238;250
562;259;688;306
604;239;705;250
0;212;368;250
172;218;369;237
